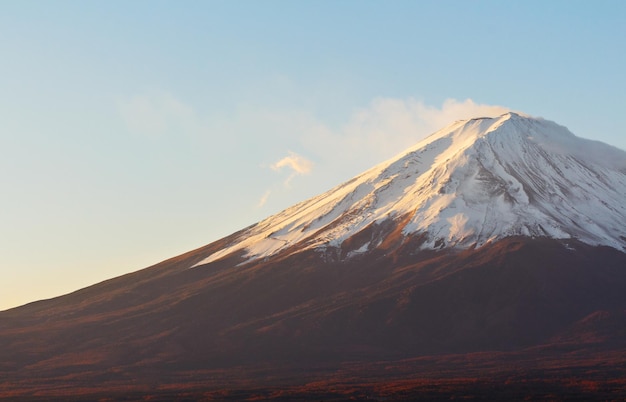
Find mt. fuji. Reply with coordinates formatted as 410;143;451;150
2;112;626;400
197;112;626;267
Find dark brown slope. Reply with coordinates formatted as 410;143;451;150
1;230;626;399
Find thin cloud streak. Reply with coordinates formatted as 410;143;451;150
257;190;271;208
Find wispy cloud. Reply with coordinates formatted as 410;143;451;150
247;98;510;210
257;190;271;208
117;93;511;213
410;98;511;132
270;151;314;186
302;97;511;167
271;152;314;174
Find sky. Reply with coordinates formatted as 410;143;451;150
1;1;625;311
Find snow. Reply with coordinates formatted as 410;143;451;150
193;112;626;267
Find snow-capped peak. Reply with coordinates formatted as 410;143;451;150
195;113;626;267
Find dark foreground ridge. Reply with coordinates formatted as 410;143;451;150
1;236;626;400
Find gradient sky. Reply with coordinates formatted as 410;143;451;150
1;1;625;310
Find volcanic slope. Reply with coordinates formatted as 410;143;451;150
1;112;626;400
196;112;626;267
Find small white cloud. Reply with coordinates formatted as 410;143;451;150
271;151;314;174
270;151;314;186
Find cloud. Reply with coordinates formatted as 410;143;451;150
256;190;271;208
278;97;514;198
270;151;314;186
248;97;510;208
411;98;511;132
271;152;314;174
302;98;510;168
116;93;511;213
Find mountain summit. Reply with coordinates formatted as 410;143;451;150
197;112;626;267
2;112;626;400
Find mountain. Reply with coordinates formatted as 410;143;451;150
2;112;626;400
196;112;626;268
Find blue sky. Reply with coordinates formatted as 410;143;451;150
1;1;625;310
